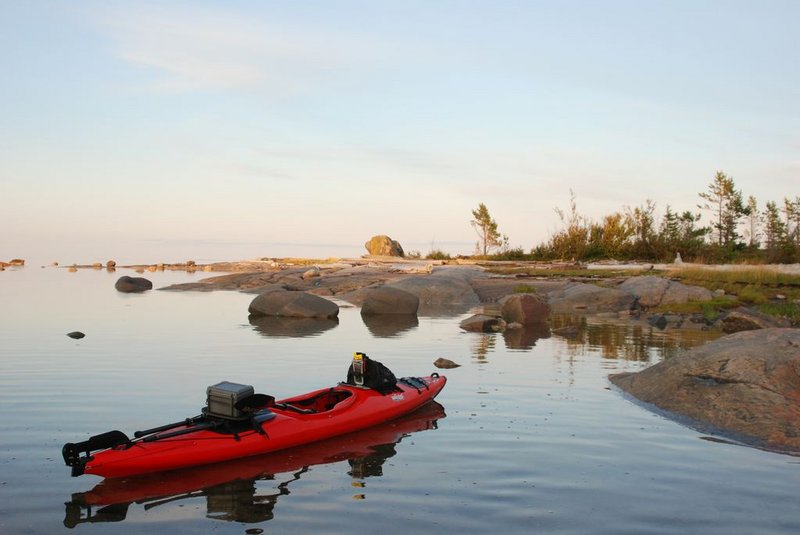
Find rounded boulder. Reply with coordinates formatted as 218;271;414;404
115;276;153;293
248;289;339;319
361;287;419;316
500;293;550;325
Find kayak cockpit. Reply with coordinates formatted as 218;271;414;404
274;388;354;415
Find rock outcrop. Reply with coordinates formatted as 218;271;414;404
388;269;481;313
364;235;405;257
720;307;791;333
547;282;635;314
115;276;153;293
610;328;800;454
248;289;339;319
618;276;714;307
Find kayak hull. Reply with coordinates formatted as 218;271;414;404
80;375;446;478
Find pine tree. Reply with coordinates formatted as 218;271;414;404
762;201;786;251
698;171;747;247
470;203;501;256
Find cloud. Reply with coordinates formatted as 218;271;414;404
94;5;367;94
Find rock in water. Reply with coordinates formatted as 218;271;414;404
459;314;504;333
248;289;339;319
610;328;800;454
434;358;461;369
361;287;419;315
115;276;153;293
500;294;550;325
67;331;85;339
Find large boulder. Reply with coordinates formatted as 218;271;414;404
364;235;405;257
115;276;153;293
248;289;339;319
610;328;800;454
618;276;714;307
361;287;419;315
500;294;550;325
547;282;635;314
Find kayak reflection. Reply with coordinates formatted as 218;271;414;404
64;401;445;527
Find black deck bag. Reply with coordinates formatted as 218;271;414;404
346;353;397;394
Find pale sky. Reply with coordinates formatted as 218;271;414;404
1;1;797;264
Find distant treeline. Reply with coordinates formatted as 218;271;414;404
447;172;800;264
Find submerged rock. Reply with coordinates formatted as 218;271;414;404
610;328;800;454
67;331;85;339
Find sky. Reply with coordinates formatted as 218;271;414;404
1;0;798;264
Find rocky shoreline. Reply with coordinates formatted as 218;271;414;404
8;255;800;454
159;258;800;455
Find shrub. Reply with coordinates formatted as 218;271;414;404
426;249;452;260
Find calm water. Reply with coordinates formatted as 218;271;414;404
1;266;798;534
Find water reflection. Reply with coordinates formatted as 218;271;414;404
361;314;419;338
470;333;497;362
248;315;339;338
550;315;721;362
64;402;445;527
466;315;720;362
502;322;551;350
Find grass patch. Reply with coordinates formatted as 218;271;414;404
757;302;800;324
487;267;651;279
663;266;800;325
667;266;800;287
514;284;537;294
737;286;769;305
655;296;739;316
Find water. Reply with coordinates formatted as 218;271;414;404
1;267;798;534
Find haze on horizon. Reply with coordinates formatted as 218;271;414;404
1;1;797;265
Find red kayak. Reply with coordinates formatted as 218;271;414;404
65;401;445;527
64;371;446;479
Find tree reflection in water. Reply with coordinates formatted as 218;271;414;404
467;315;721;362
64;402;445;528
550;315;721;362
